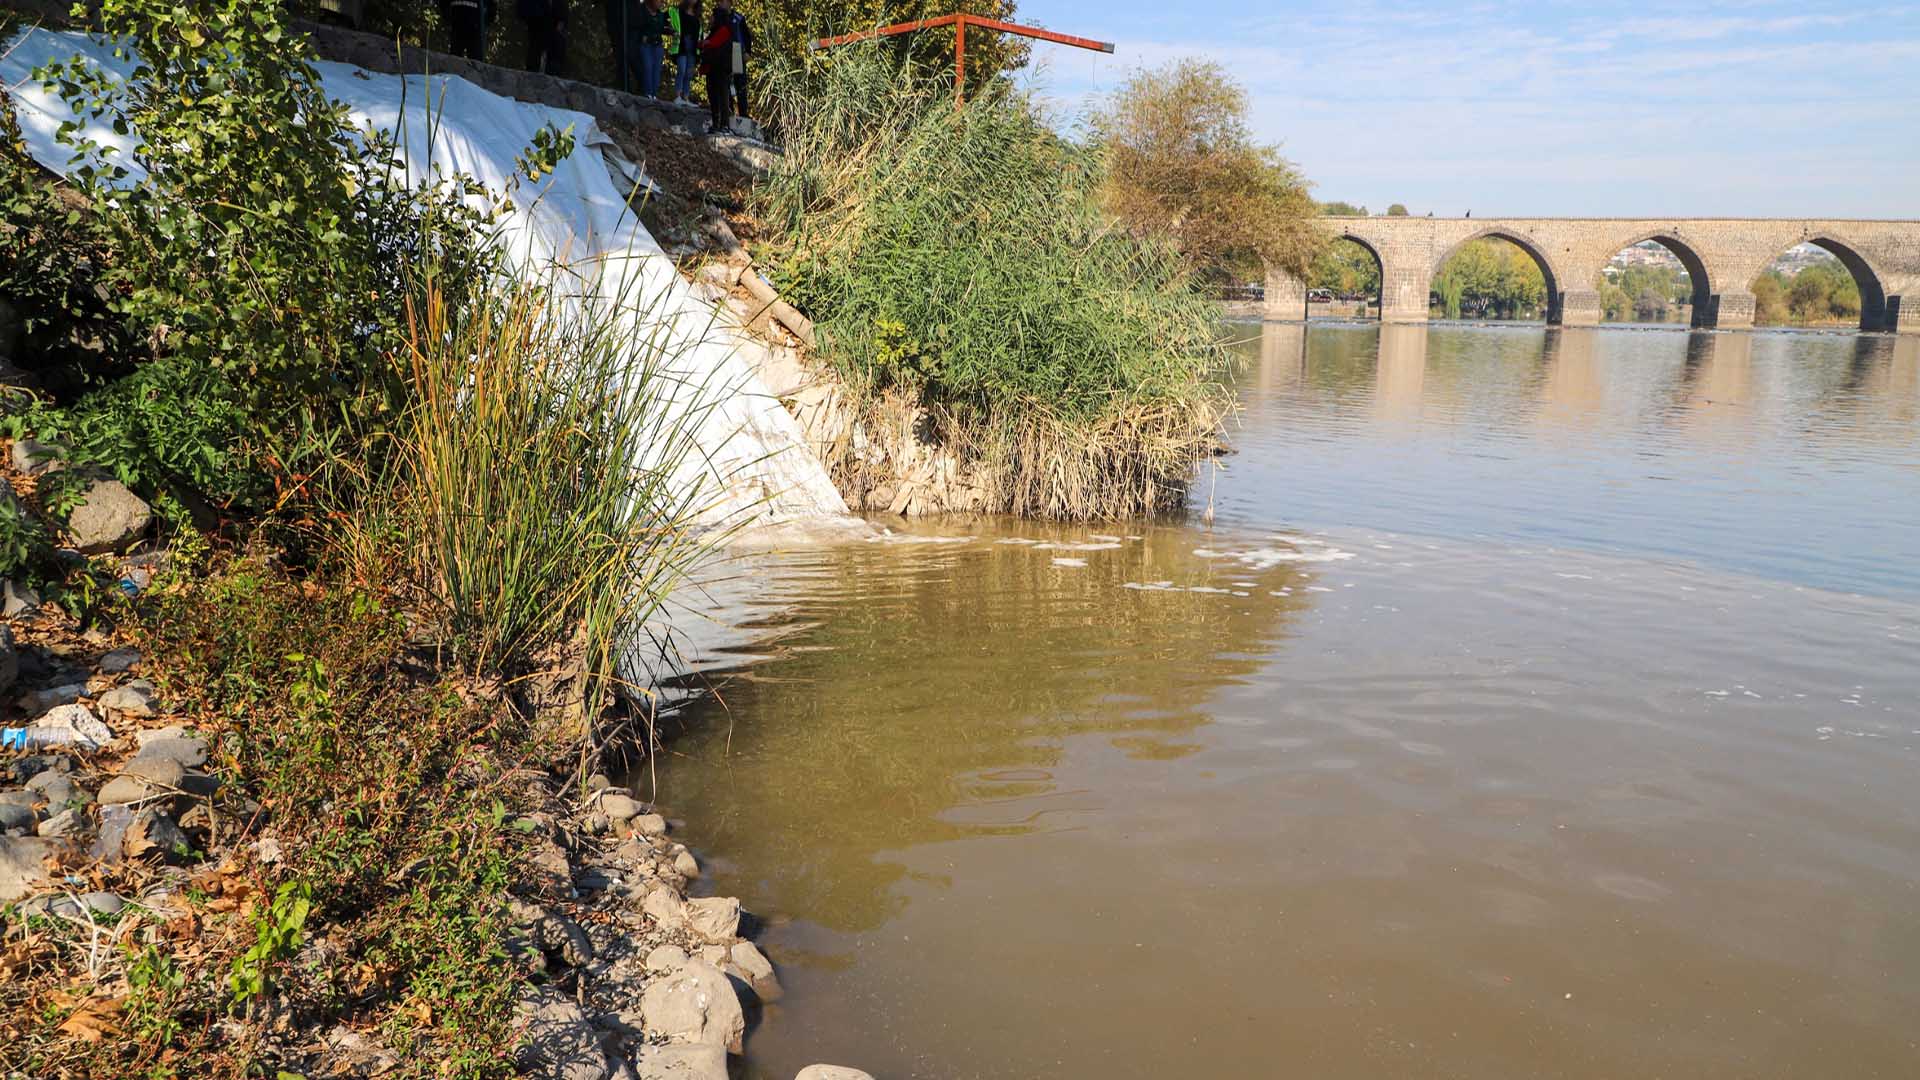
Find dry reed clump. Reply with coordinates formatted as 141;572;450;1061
341;269;726;744
751;50;1230;521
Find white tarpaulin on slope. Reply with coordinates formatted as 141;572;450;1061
0;27;850;527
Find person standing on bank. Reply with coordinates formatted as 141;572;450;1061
601;0;629;91
634;0;671;98
698;2;734;133
672;0;702;106
440;0;490;61
518;0;568;77
721;0;750;120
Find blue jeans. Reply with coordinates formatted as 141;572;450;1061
636;42;665;98
674;50;694;99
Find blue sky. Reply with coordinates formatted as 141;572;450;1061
1009;1;1920;218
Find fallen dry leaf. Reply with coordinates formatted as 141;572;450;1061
54;994;125;1043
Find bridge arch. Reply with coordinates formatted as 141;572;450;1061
1758;235;1891;331
1604;232;1713;325
1430;228;1566;322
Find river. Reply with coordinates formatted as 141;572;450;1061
646;322;1920;1079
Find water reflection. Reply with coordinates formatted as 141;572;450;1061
654;522;1324;936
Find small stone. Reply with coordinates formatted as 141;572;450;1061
685;896;739;943
697;943;727;967
97;681;157;718
64;478;151;555
673;848;700;879
123;808;189;861
0;835;56;901
78;891;123;916
597;793;643;822
121;756;187;786
636;1043;728;1080
729;940;783;1002
25;769;84;807
9;438;66;476
96;648;140;674
582;811;610;835
0;624;16;695
36;807;82;838
794;1068;876;1080
1;579;42;618
586;773;611;792
645;944;689;974
133;736;208;769
638;960;745;1054
0;802;36;833
17;683;86;714
630;813;668;838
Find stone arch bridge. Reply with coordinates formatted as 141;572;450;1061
1268;218;1920;333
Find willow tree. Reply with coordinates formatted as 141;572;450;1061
1086;59;1319;283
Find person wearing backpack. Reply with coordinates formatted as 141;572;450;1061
672;0;701;106
723;0;750;120
518;0;568;76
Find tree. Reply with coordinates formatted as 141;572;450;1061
1386;203;1409;216
1087;59;1319;281
1634;288;1669;322
1318;200;1367;217
1752;273;1789;324
1307;239;1380;299
1431;238;1544;319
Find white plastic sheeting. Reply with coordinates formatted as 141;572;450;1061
0;27;850;526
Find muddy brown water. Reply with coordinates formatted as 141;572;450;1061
645;323;1920;1079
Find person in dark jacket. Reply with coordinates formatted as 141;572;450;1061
672;0;702;105
698;3;734;133
723;0;750;120
519;0;568;76
440;0;490;61
602;0;629;91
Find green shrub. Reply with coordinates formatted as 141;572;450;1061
20;0;499;511
751;51;1227;517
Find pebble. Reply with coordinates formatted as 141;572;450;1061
673;848;700;879
685;896;739;943
36;807;82;838
134;736;208;769
96;648;141;674
0;802;37;833
794;1068;876;1080
645;943;689;974
597;792;643;822
729;940;782;1001
17;683;86;714
630;812;669;838
26;769;84;807
96;680;157;718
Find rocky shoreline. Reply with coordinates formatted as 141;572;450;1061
0;550;868;1079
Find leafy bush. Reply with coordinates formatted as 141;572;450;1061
17;0;499;512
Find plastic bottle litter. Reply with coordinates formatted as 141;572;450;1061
0;726;81;750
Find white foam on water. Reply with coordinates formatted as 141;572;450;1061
1193;546;1358;570
1306;586;1335;593
996;538;1041;545
1051;557;1088;568
864;531;973;545
1034;541;1123;552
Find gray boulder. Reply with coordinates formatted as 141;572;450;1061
794;1068;876;1080
133;736;207;769
99;757;184;805
64;478;151;555
18;683;85;714
36;807;83;839
638;960;745;1054
0;801;37;833
684;896;739;944
123;808;190;861
514;988;623;1080
728;940;783;1002
645;943;689;974
635;1044;727;1080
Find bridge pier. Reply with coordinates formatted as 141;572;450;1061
1557;289;1602;327
1890;296;1917;334
1263;268;1307;321
1700;291;1757;330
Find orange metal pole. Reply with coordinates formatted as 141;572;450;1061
954;15;967;105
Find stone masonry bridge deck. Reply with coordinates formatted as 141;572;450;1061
1268;218;1920;333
